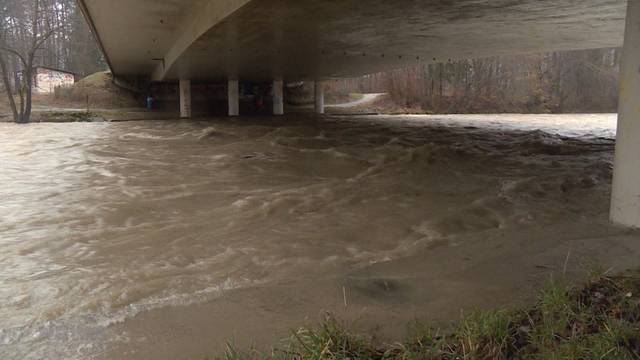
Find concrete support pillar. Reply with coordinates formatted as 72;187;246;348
611;0;640;227
314;81;325;114
273;79;284;115
179;79;191;118
228;79;239;116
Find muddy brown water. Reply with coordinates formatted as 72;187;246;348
1;114;639;359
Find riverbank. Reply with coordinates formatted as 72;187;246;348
207;268;640;359
0;108;179;123
103;228;640;360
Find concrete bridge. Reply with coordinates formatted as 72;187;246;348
78;0;640;228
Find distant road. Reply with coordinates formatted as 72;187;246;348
328;93;386;108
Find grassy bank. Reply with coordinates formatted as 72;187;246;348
53;71;139;109
208;269;640;360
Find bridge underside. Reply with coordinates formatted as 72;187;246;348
80;0;626;82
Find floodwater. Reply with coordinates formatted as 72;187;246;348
0;114;631;359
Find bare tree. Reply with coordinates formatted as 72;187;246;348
0;0;61;123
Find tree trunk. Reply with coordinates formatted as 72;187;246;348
0;54;20;122
23;72;33;123
24;55;35;123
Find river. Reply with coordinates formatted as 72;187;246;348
1;114;638;359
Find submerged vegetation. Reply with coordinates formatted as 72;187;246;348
207;270;640;360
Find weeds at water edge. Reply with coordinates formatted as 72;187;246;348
203;270;640;360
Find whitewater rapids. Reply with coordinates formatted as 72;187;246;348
1;113;638;359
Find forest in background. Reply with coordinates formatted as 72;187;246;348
330;48;620;114
0;0;106;121
0;0;104;82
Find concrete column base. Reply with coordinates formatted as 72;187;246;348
273;79;284;115
314;81;325;114
179;80;191;118
228;79;239;117
611;0;640;227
